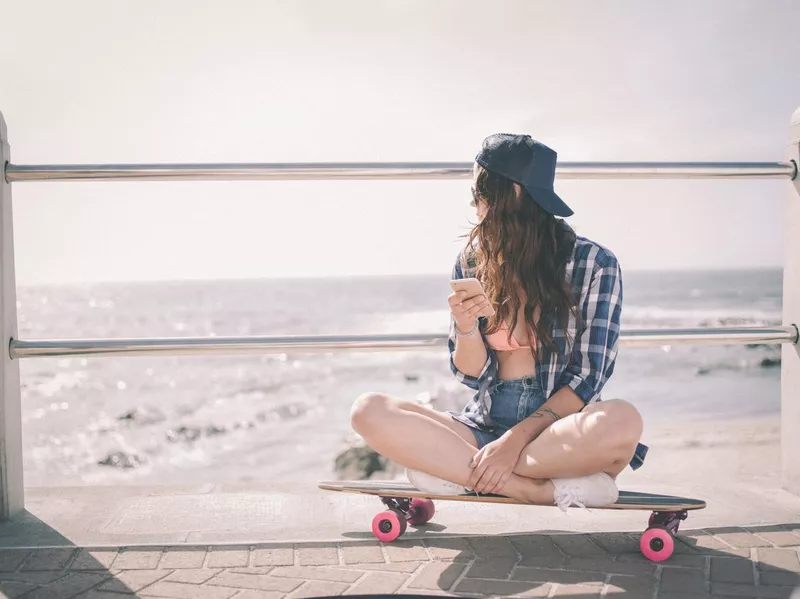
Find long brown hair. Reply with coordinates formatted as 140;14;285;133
466;165;579;362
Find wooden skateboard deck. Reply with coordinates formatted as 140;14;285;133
320;480;706;511
320;479;705;563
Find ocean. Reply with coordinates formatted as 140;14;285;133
16;269;783;487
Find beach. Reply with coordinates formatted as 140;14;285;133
16;269;783;488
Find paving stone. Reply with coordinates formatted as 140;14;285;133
680;531;732;553
681;536;750;558
113;548;163;570
331;561;422;573
0;580;37;599
344;571;408;594
752;531;800;547
341;543;384;565
511;536;567;568
227;567;275;576
0;550;31;572
288;581;349;598
206;546;249;568
605;574;656;596
660;553;708;569
25;572;110;599
0;571;69;585
671;538;704;555
589;533;641;554
659;566;707;594
21;548;78;571
140;581;238;598
69;549;118;571
455;578;552;596
564;556;656;575
207;571;302;592
385;541;428;563
710;547;753;559
251;548;293;567
711;557;756;584
551;583;602;597
511;567;604;586
233;592;286;599
164;569;221;584
759;570;800;587
76;591;139;599
297;547;338;566
407;561;466;591
711;582;797;597
158;548;207;569
757;548;800;572
99;569;171;592
550;536;607;558
271;566;362;583
465;558;517;579
468;537;519;560
424;538;474;562
712;530;773;549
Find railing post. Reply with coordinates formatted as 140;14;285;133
0;110;24;520
783;106;800;495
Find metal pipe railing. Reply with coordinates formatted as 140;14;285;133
5;161;797;183
9;325;798;359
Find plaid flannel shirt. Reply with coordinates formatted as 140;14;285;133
448;232;648;470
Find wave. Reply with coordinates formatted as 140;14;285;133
622;305;781;328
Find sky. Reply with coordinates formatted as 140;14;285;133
1;0;799;286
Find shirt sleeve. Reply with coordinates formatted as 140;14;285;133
448;254;492;390
557;257;623;403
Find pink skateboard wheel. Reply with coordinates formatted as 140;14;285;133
640;526;675;562
408;498;435;526
372;509;406;542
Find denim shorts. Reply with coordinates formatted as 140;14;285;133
451;376;547;448
449;376;647;470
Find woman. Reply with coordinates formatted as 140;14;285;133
351;133;647;510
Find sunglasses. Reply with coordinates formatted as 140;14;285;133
470;186;481;208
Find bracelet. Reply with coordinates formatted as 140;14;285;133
454;319;480;337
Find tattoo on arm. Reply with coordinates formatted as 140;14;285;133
532;407;562;423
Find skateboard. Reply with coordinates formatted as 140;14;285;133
319;480;706;562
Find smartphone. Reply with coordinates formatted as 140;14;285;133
449;277;496;317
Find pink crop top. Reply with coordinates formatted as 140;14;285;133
484;321;532;351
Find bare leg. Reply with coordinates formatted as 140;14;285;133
513;400;644;480
350;392;554;504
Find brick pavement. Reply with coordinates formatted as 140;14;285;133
0;524;798;598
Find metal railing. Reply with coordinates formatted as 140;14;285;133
8;325;799;359
2;104;800;522
5;160;797;182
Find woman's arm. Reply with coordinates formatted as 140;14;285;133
503;386;584;447
451;316;489;379
448;254;492;388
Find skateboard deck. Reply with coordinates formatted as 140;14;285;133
320;480;705;510
319;480;706;563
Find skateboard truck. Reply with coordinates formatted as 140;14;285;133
649;509;688;534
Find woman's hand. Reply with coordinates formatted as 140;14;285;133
467;435;526;495
448;290;490;332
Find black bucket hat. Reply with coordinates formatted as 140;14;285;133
475;133;573;217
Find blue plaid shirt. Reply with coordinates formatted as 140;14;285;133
448;232;648;470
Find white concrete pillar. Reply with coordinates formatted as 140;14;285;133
0;110;24;520
783;106;800;495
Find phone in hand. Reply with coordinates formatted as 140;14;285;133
449;277;496;317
